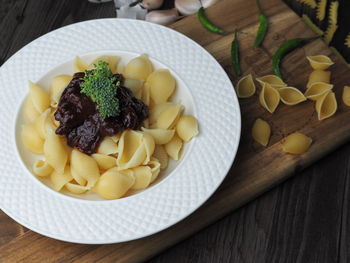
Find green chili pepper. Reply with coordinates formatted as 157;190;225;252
231;30;241;77
197;7;228;35
253;0;268;49
272;36;319;80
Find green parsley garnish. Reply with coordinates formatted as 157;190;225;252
80;61;120;118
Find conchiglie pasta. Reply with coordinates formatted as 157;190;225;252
95;168;135;199
44;133;68;174
236;74;256;98
156;104;183;129
91;56;120;73
148;157;161;183
23;97;40;123
282;132;312;154
33;160;53;177
142;132;155;164
97;136;118;155
70;166;87;186
21;123;44;154
74;56;89;72
315;91;337;120
35;109;51;139
278;87;306;105
304;82;333;101
124;54;153;81
307;70;331;88
142;82;151;106
92;153;117;170
342;86;350;106
141;127;175;144
259;83;280;113
149;102;174;124
165;134;183;161
147;69;176;104
307;55;334;70
117;130;146;169
130;166;152;190
71;149;100;188
29;81;50;113
176;115;199;142
51;166;73;191
256;75;287;89
124;78;143;99
50;75;72;107
252;118;271;146
153;145;168;169
65;183;89;194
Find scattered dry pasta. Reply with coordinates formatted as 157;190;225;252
342;86;350;106
21;54;199;200
328;1;339;26
236;74;256;98
315;91;337;120
259;83;280;113
307;70;331;88
282;132;312;154
316;0;327;21
278;87;306;106
345;34;350;48
296;0;317;9
301;14;324;36
324;24;338;45
306;55;334;70
304;82;333;101
252;118;271;146
256;75;286;89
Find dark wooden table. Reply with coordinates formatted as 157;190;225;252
1;0;349;262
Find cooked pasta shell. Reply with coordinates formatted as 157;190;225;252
110;133;121;144
153;145;168;169
50;75;72;108
70;166;87;186
282;132;312;154
33;160;53;177
35;109;51;139
278;87;306;106
147;69;176;104
307;70;331;88
44;114;57;138
176;115;199;142
97;136;118;155
71;149;100;188
29;81;50;113
164;134;183;161
252;118;271;146
116;62;124;74
149;102;174;124
142;132;155;165
91;56;120;73
141;127;175;144
256;75;287;89
142;82;151;106
259;83;280;113
74;56;89;72
315;91;337;120
23;97;40;123
304;82;333;101
130;166;152;190
92;153;117;170
124;54;153;81
51;165;73;191
65;183;89;194
236;74;256;98
117;130;146;169
156;104;183;129
21;123;44;154
342;86;350;106
148;157;161;183
44;133;68;174
124;78;143;99
95;167;135;199
307;55;334;70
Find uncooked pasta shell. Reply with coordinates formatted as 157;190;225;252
306;55;334;70
256;75;287;89
304;82;333;101
278;87;306;105
315;91;337;120
236;74;256;98
259;83;280;113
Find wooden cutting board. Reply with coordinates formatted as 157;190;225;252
1;0;350;262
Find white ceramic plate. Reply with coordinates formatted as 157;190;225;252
0;19;241;244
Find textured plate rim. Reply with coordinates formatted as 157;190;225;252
0;18;241;244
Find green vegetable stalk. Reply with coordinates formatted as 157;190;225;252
231;30;241;77
253;0;268;49
197;7;228;35
272;36;319;80
80;61;120;118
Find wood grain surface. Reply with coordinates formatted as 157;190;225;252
1;0;350;262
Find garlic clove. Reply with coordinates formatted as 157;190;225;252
175;0;201;16
141;0;164;10
145;8;180;25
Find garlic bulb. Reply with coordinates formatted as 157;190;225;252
175;0;218;15
145;8;179;25
141;0;164;10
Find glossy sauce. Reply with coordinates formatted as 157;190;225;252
54;72;148;154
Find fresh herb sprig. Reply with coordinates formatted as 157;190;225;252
80;61;120;118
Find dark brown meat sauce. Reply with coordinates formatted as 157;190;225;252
54;72;148;155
